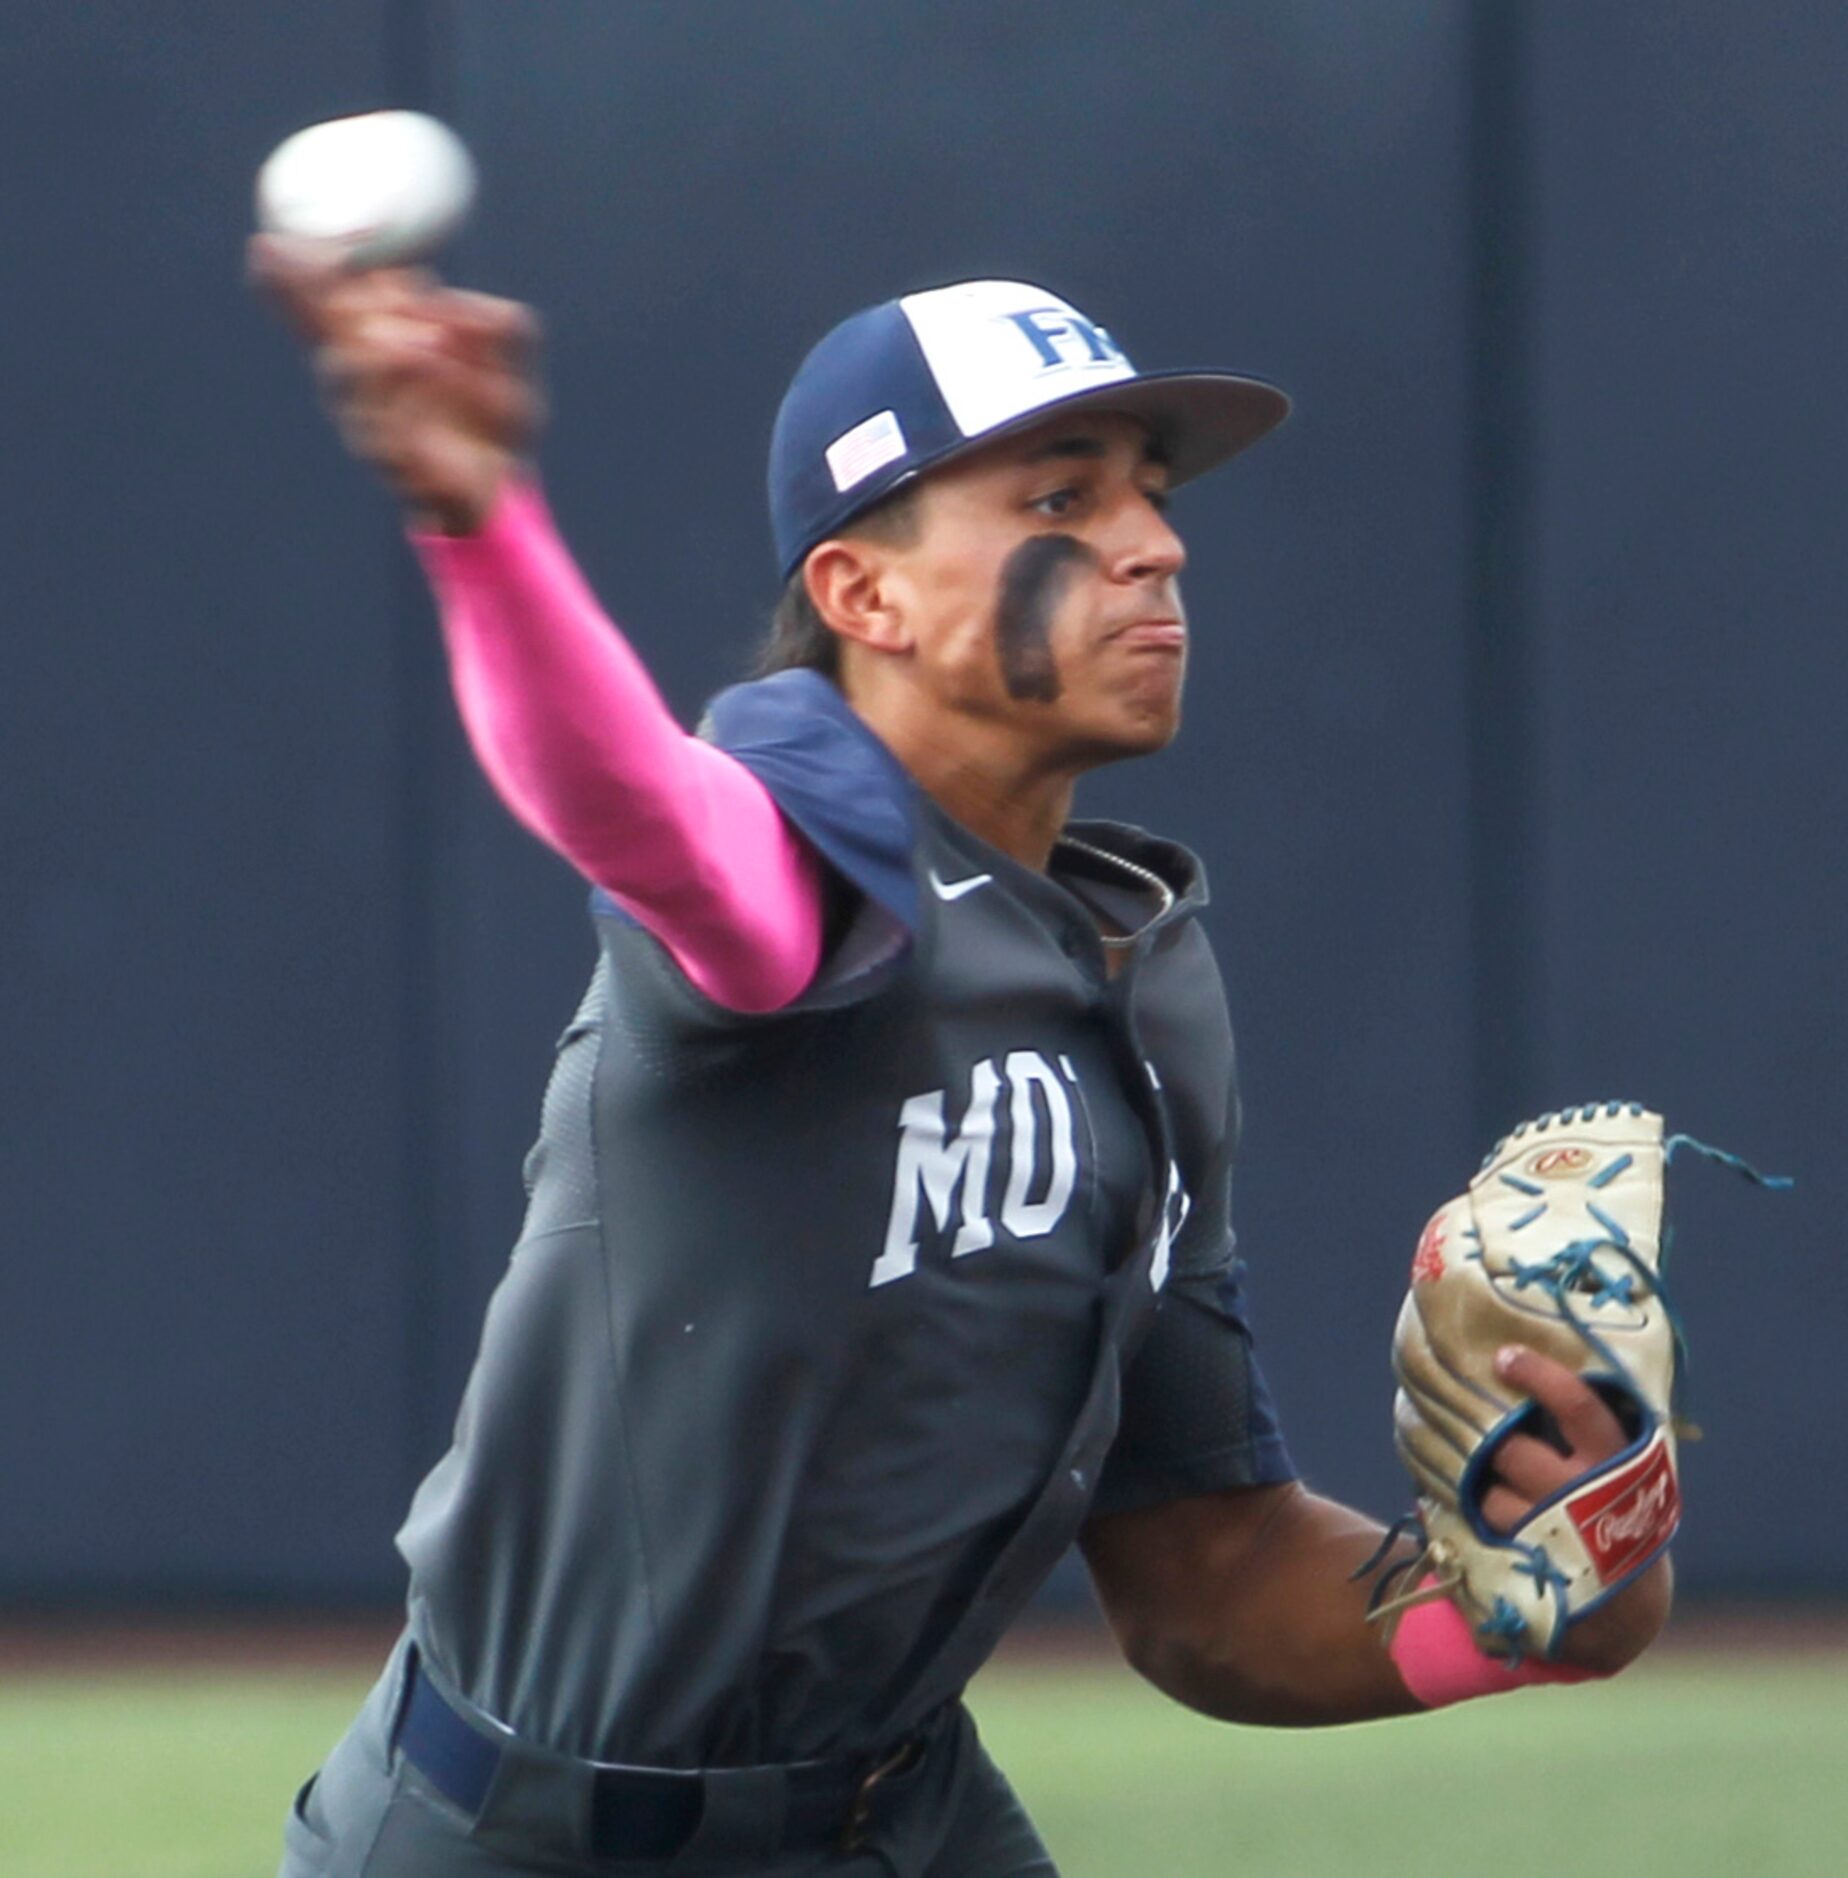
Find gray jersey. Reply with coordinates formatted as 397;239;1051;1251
395;670;1293;1768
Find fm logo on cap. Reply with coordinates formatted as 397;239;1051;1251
1002;308;1127;373
900;280;1139;438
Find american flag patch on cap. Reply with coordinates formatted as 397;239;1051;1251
825;409;908;493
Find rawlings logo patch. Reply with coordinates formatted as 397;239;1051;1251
1411;1211;1447;1284
1568;1439;1681;1582
1527;1145;1596;1180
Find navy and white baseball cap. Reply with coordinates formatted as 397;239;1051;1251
769;278;1289;579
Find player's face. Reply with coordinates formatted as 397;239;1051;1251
888;411;1189;764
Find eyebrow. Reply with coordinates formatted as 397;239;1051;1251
1018;431;1172;468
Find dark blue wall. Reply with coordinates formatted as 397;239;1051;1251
1519;2;1848;1591
1;1;1837;1605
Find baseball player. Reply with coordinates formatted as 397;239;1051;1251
252;246;1672;1876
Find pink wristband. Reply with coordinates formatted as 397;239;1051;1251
1389;1580;1598;1707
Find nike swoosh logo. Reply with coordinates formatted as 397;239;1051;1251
928;867;994;902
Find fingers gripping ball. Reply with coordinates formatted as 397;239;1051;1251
1379;1103;1693;1662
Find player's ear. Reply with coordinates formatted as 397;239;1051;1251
804;540;912;655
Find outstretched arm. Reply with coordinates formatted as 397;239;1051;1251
411;482;825;1010
248;238;826;1012
1082;1349;1670;1726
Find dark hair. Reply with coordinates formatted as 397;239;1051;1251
752;483;923;680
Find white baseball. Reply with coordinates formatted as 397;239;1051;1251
255;110;476;269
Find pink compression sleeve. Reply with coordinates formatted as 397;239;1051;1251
1388;1582;1599;1708
410;479;826;1013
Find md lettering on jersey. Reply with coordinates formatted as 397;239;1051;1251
1001;308;1125;374
870;1051;1079;1288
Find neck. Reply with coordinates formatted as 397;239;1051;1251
840;671;1076;871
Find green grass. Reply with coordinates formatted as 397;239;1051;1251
2;1651;1844;1876
0;1671;364;1878
974;1653;1848;1876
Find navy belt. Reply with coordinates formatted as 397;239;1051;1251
393;1649;930;1860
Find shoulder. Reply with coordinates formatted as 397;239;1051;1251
701;670;921;931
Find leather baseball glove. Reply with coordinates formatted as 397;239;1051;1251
1369;1101;1760;1663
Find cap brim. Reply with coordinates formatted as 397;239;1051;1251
954;367;1291;488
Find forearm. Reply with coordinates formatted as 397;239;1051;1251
411;481;826;1011
1091;1484;1421;1727
1088;1478;1664;1726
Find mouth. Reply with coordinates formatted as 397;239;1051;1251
1108;618;1187;651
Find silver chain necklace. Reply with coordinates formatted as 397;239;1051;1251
1056;834;1176;949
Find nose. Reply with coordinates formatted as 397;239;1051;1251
1102;489;1186;586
